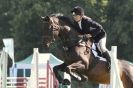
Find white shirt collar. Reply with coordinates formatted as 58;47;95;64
78;20;82;29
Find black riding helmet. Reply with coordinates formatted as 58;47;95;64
71;6;84;15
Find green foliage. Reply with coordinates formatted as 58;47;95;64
6;0;44;61
105;0;133;62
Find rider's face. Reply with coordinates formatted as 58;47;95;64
72;15;82;22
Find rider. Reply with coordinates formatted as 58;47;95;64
71;6;111;68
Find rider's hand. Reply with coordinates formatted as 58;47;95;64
64;25;71;32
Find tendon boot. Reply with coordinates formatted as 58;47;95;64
103;51;111;70
62;79;71;85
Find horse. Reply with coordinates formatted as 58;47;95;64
41;14;133;88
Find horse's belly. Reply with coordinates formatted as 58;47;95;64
88;74;110;84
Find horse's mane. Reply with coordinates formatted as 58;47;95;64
50;13;64;17
50;13;74;28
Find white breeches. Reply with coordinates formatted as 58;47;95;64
95;37;108;53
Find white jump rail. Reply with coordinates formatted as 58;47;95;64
0;51;29;88
110;46;124;88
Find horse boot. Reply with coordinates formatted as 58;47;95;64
103;51;111;71
62;79;71;85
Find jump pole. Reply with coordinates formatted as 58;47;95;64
110;46;124;88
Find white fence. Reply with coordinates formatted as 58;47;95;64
0;51;29;88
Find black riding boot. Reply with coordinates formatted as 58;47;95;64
103;51;111;70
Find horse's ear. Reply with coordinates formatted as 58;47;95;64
41;16;50;22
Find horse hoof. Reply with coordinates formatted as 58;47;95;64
62;79;71;85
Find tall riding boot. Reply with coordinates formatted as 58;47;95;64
102;51;111;70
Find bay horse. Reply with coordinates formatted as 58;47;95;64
41;14;133;88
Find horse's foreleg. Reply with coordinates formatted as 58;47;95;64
67;61;85;72
74;46;90;69
67;60;88;81
53;63;67;83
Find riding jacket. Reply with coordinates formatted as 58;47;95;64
73;16;106;43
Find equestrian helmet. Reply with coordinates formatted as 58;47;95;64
71;6;84;15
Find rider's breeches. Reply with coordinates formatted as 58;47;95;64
95;36;108;53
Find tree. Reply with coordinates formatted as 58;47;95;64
105;0;133;62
